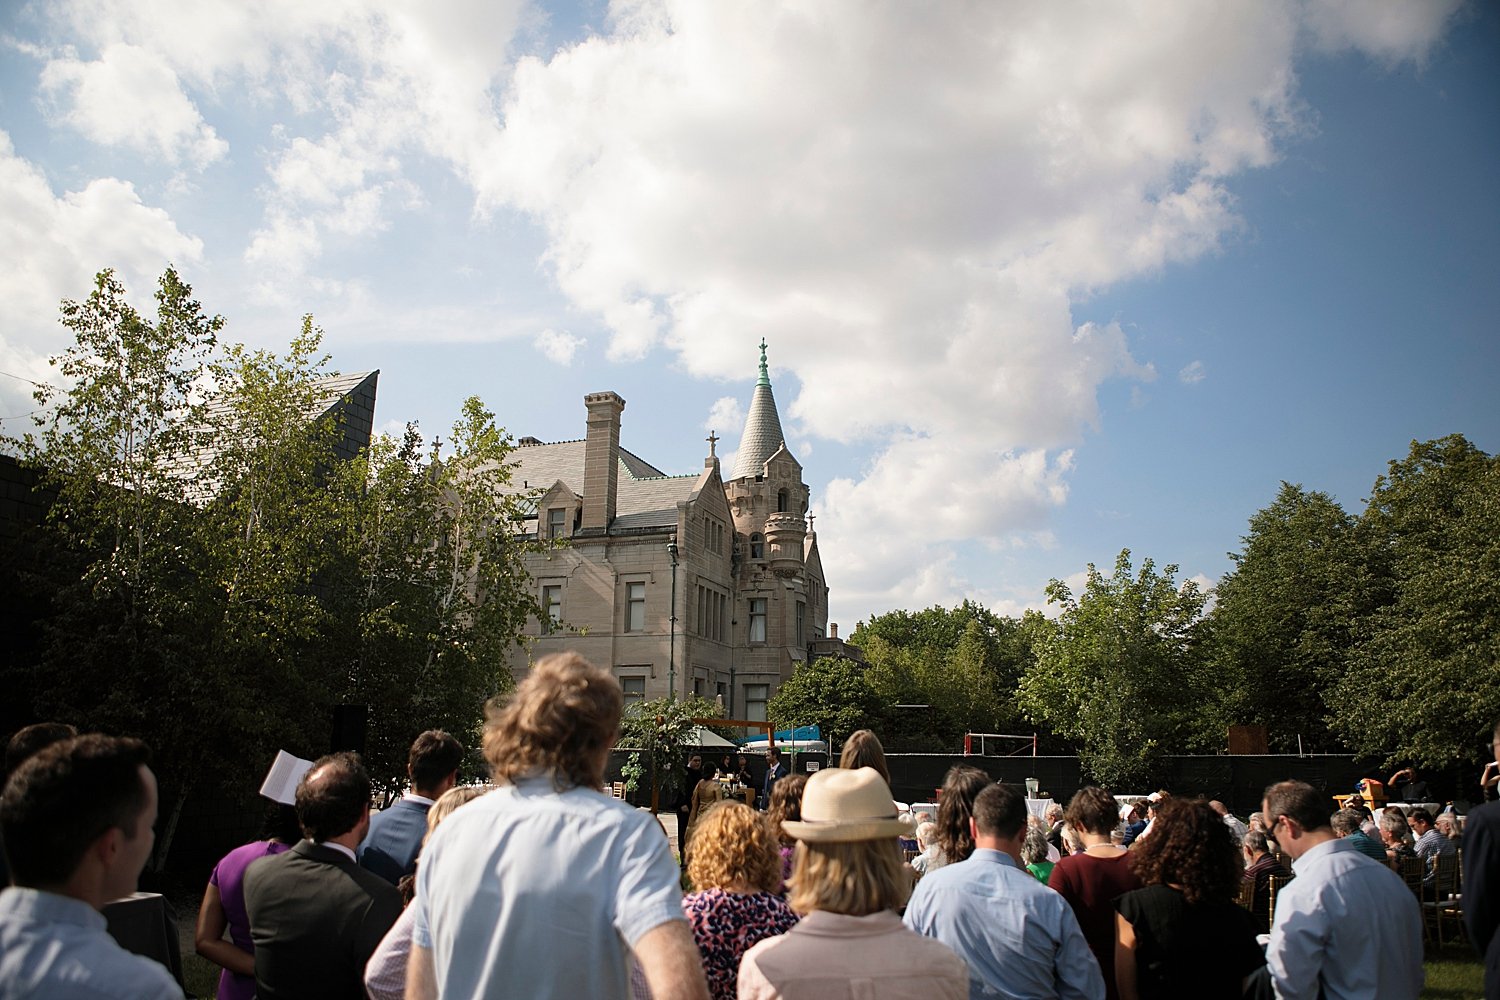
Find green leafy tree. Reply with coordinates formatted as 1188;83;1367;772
766;656;886;750
329;399;548;793
1329;435;1500;767
1018;550;1216;788
616;695;727;809
1207;483;1363;752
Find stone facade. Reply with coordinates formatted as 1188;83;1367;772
505;347;833;721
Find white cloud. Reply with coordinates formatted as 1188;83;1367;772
39;43;227;168
1302;0;1464;63
533;328;584;366
705;396;743;435
1179;360;1207;384
0;130;203;420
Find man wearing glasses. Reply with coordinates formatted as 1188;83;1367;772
1464;727;1500;1000
1260;780;1422;999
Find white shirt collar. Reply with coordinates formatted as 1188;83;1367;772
318;841;358;864
403;792;437;806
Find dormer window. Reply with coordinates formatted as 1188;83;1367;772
547;507;566;540
750;532;764;560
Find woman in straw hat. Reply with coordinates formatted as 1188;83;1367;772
738;767;968;1000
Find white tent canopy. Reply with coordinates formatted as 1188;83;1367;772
688;726;738;748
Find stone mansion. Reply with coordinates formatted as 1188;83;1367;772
502;345;844;721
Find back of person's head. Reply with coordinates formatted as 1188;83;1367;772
4;722;78;777
936;765;992;865
1021;824;1050;865
1243;830;1271;857
424;785;490;841
688;801;782;894
767;773;809;846
1330;809;1364;837
915;820;937;849
1045;803;1064;824
409;730;464;792
1407;807;1434;827
296;752;370;843
972;783;1027;841
1380;807;1411;841
482;652;622;790
1129;797;1241;905
0;735;150;888
260;801;303;845
838;730;890;784
1064;785;1119;836
1263;781;1330;834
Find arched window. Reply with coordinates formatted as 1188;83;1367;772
750;532;764;559
777;488;789;512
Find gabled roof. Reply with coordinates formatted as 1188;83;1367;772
504;438;693;532
731;341;793;481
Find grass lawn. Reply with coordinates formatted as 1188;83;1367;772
1423;941;1485;999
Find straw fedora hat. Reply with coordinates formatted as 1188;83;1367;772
780;767;914;843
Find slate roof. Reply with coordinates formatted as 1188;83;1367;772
504;438;694;532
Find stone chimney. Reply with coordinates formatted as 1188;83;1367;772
830;623;839;639
581;392;625;532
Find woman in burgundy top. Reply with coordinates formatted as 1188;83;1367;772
1048;786;1141;1000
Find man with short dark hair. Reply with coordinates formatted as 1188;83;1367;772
359;729;463;884
1463;721;1500;999
1262;780;1422;999
244;752;402;999
0;734;184;998
760;746;785;810
408;652;708;1000
904;782;1104;999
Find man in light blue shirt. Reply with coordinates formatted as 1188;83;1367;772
904;782;1104;1000
406;652;708;1000
0;734;184;999
1263;780;1423;1000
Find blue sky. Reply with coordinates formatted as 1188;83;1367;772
0;0;1494;630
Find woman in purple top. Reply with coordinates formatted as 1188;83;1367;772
682;801;798;1000
195;803;301;1000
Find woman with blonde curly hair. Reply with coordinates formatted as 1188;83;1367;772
682;801;797;1000
1114;798;1263;1000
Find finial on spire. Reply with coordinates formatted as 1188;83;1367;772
757;338;770;387
706;430;718;456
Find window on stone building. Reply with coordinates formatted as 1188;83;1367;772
625;582;646;632
541;585;562;634
745;684;769;723
749;597;767;643
620;675;646;709
547;507;565;540
693;675;705;697
777;489;789;513
750;532;764;559
796;601;806;647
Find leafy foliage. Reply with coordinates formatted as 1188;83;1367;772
1019;550;1217;788
1328;435;1500;767
1207;483;1364;752
617;695;727;808
766;656;887;750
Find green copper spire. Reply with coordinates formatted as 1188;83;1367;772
758;338;770;387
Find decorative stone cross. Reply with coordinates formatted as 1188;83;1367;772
706;430;718;456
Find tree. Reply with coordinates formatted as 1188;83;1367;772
1206;483;1363;752
1018;550;1217;788
330;400;549;794
1328;435;1500;767
616;695;728;810
766;656;887;750
852;601;1040;751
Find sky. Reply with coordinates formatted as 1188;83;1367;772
1;0;1496;632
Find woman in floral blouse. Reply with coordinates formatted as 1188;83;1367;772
682;800;798;1000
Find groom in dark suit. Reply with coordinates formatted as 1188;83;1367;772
244;752;402;1000
760;746;786;809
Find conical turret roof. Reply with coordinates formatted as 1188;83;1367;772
731;340;791;480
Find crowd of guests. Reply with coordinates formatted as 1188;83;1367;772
3;660;1500;999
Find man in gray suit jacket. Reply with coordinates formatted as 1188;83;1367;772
244;752;402;1000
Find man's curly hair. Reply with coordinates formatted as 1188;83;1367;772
687;800;783;894
1128;797;1243;905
